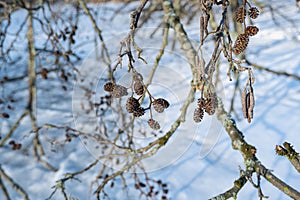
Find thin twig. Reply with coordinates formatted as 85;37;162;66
0;165;29;200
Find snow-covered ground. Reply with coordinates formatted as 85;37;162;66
1;1;300;200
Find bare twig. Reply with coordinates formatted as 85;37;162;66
276;142;300;173
27;3;57;172
0;165;29;200
246;59;300;81
216;99;300;199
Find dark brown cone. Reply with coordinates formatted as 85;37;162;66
153;98;169;113
111;84;128;98
204;99;216;115
126;97;140;113
133;107;145;117
233;33;249;55
134;81;144;95
193;108;204;123
236;7;246;23
104;82;114;92
249;7;259;19
204;93;218;115
148;119;160;130
197;97;206;109
246;26;259;36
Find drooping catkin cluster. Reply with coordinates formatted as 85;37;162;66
233;6;260;55
241;86;255;123
193;92;218;123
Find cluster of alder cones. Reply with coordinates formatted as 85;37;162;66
103;71;169;130
233;6;260;55
193;92;218;123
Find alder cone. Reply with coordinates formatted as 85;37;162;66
249;7;259;19
103;82;114;92
126;97;140;113
246;26;259;36
197;97;206;109
133;107;145;117
153;98;169;113
134;81;144;95
233;33;249;55
193;108;204;123
148;119;160;130
111;84;128;98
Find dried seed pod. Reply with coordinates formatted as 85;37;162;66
133;107;145;117
134;81;144;95
236;7;246;23
193;107;204;123
248;7;259;19
111;84;128;98
153;98;169;113
148;119;160;130
126;97;140;113
197;97;206;109
233;33;249;55
246;26;259;36
103;82;114;92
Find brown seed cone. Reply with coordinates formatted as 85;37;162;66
133;107;145;117
126;97;140;113
204;98;216;115
193;108;204;123
153;98;169;113
246;26;259;36
236;7;246;23
249;7;259;19
197;97;207;109
104;82;114;92
148;119;160;130
207;92;218;108
134;81;144;95
233;33;249;55
111;84;128;98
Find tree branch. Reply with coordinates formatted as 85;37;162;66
216;100;300;199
